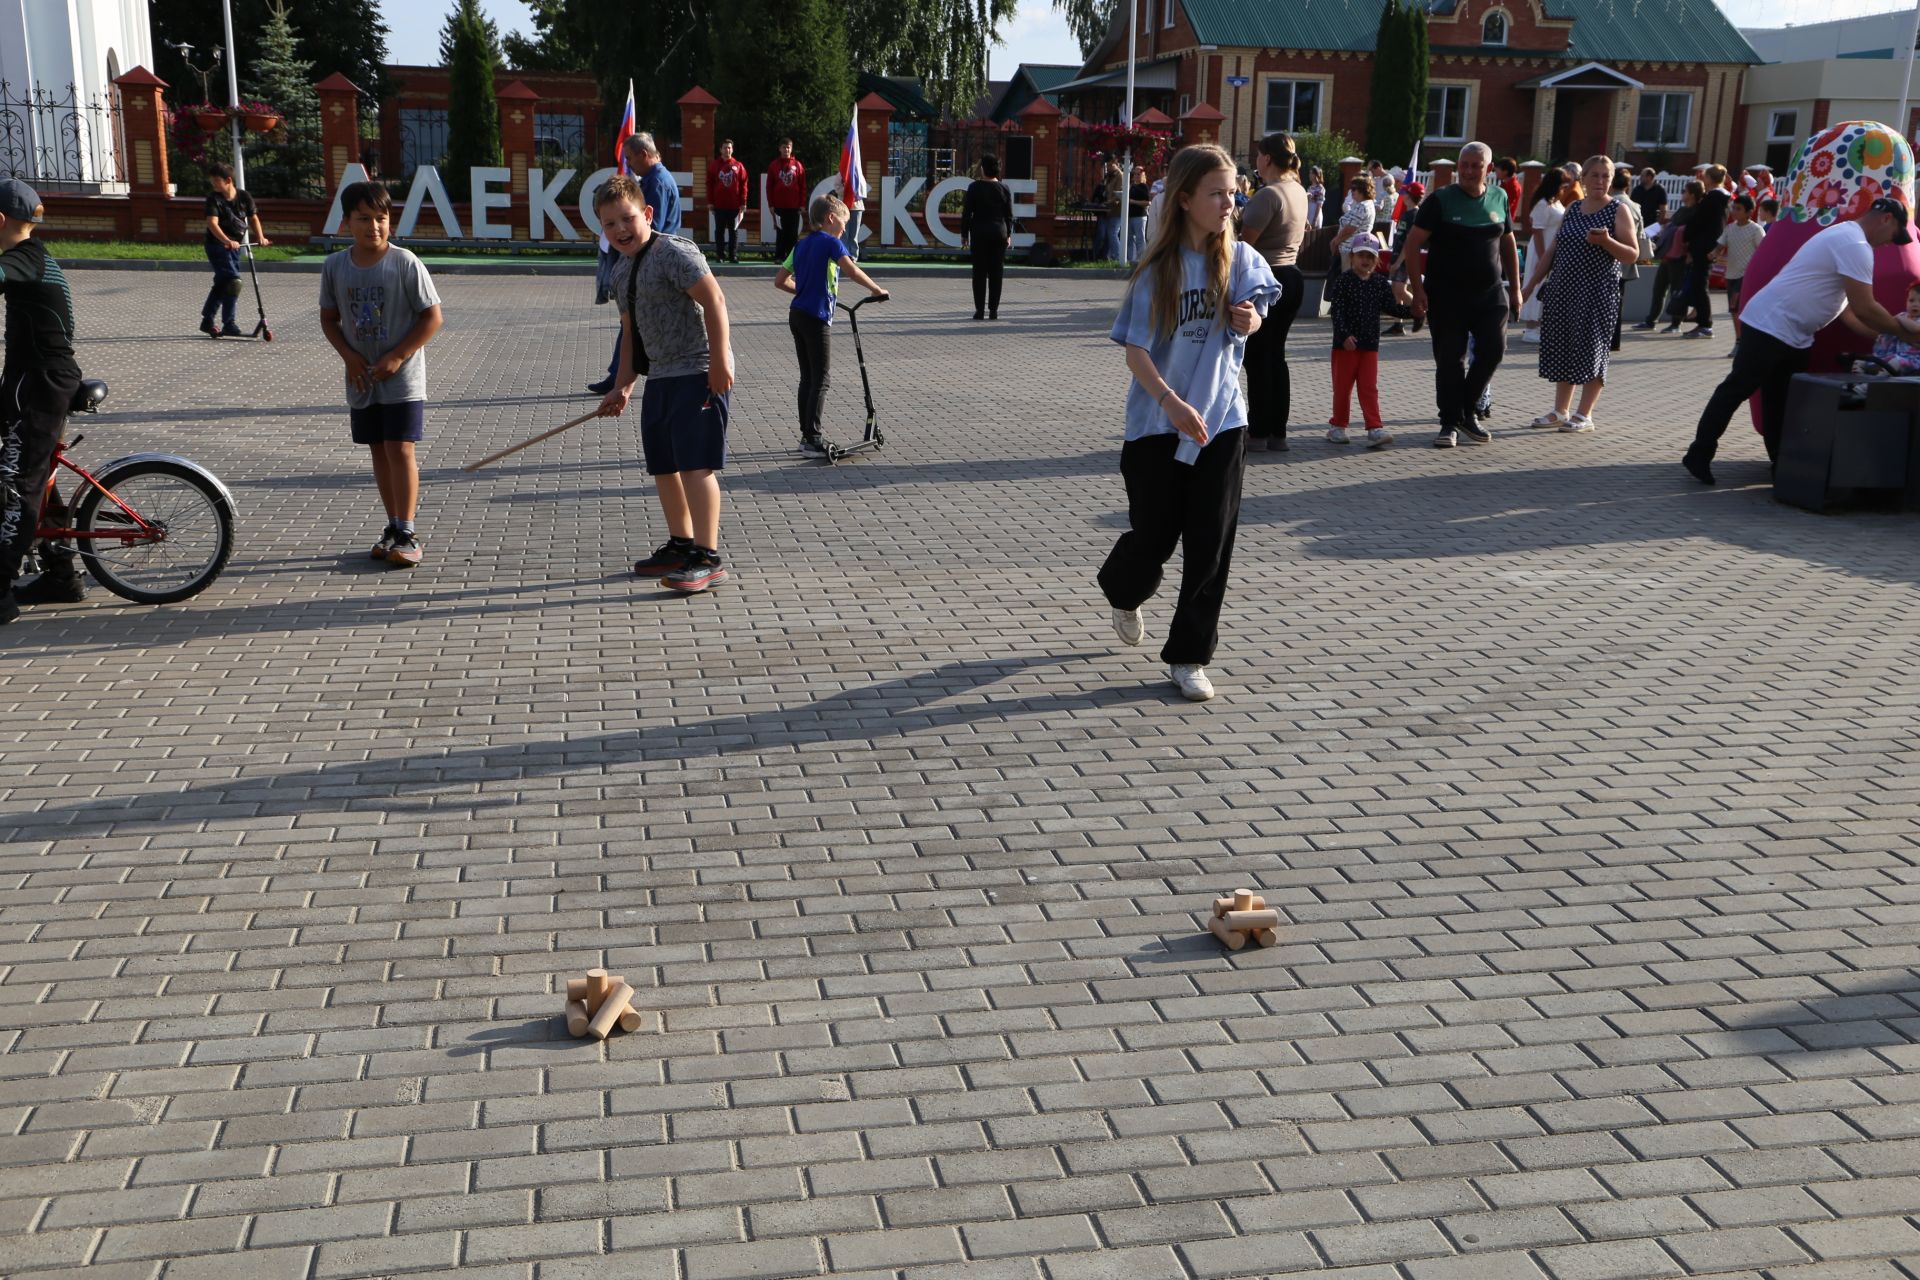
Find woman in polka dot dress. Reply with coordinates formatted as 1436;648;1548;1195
1521;155;1642;433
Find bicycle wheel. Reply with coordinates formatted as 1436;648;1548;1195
74;460;234;604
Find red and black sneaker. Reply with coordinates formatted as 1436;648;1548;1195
664;550;728;593
634;539;693;577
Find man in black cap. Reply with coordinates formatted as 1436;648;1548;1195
1684;197;1919;484
0;178;85;623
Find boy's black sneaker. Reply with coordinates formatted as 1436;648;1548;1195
634;539;693;577
14;564;85;605
200;318;220;338
1433;427;1459;449
665;551;728;593
0;591;19;625
1459;422;1493;445
371;526;398;561
587;377;615;396
220;324;243;338
800;436;829;458
1631;320;1656;330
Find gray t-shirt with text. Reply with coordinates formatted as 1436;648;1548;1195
613;233;721;379
318;245;441;408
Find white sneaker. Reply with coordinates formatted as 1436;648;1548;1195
1522;329;1542;344
1170;664;1215;701
1561;413;1596;433
1529;409;1568;429
1326;426;1351;445
1365;427;1393;448
1113;607;1144;646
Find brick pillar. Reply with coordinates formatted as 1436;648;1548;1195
314;73;361;192
497;81;539;240
1429;158;1454;189
113;67;170;241
679;86;720;236
1178;100;1225;149
856;92;894;245
1338;155;1364;194
1020;96;1062;246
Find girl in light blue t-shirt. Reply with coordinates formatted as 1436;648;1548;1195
1097;144;1280;705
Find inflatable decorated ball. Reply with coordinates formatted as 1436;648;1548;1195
1741;119;1920;400
1779;120;1914;224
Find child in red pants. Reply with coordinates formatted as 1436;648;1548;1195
1325;232;1411;448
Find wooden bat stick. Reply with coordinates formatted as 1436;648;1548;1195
462;410;601;472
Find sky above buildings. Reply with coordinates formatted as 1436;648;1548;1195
376;0;1920;79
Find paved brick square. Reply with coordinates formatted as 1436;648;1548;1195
2;263;1919;1277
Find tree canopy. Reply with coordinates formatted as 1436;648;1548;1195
241;1;324;197
443;0;503;173
708;0;854;173
1053;0;1117;60
151;0;389;107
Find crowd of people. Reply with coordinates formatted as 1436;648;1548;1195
4;125;1916;723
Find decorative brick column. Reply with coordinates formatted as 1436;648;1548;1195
1020;96;1062;245
679;86;720;236
112;67;171;241
855;92;894;246
1338;155;1365;192
1430;158;1454;189
314;73;361;192
1178;100;1225;149
497;81;539;240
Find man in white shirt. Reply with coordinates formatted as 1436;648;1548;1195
1684;198;1920;484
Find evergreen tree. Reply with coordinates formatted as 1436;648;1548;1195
1366;0;1410;163
708;0;853;182
1405;3;1430;163
440;1;504;67
443;0;503;174
152;0;391;111
242;1;323;197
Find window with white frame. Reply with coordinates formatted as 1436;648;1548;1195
1635;92;1692;147
1767;109;1798;141
1426;86;1469;141
1264;79;1321;133
1163;0;1175;28
1482;11;1508;45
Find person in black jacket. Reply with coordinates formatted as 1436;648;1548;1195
961;155;1016;320
1668;164;1729;338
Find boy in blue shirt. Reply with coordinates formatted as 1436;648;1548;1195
774;194;888;457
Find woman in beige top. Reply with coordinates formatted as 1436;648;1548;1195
1239;132;1309;451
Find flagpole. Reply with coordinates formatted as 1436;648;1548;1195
1900;0;1920;143
1122;0;1138;265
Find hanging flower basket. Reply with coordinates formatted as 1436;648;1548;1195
192;107;229;131
242;111;281;133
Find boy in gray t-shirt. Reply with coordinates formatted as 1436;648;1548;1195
594;173;737;594
318;182;443;567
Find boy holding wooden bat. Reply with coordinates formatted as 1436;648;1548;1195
593;173;736;592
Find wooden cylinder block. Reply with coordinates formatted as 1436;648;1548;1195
1207;915;1248;951
1231;889;1257;913
587;981;636;1040
1254;928;1280;948
567;977;588;1002
618;1006;643;1033
565;998;590;1036
585;968;612;1008
1221;909;1281;931
1212;894;1265;918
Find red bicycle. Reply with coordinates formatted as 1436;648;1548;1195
23;379;236;604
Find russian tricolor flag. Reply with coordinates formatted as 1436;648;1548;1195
614;81;636;174
840;103;868;204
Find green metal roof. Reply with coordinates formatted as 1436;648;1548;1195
1177;0;1760;65
991;64;1085;122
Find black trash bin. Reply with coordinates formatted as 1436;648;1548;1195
1775;357;1920;512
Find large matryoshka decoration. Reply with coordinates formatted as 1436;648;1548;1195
1741;121;1920;379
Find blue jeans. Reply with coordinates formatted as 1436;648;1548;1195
1127;217;1146;261
202;242;241;328
842;219;861;260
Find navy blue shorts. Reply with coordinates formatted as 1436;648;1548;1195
640;373;728;475
350;400;426;444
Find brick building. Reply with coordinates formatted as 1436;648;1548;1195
1057;0;1761;170
377;64;608;181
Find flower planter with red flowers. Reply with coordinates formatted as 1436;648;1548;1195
242;112;280;133
192;108;229;131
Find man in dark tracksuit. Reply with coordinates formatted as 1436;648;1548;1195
0;179;85;624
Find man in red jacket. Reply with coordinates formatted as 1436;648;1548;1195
708;138;749;263
766;138;807;264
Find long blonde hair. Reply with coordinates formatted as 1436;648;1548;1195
1131;144;1238;340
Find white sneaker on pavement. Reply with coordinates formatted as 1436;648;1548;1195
1326;426;1351;445
1365;427;1393;448
1113;607;1145;646
1170;664;1215;701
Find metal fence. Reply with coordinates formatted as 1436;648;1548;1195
0;80;127;191
889;120;929;183
398;107;449;180
535;111;585;164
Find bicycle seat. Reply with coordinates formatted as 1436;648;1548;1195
69;379;108;413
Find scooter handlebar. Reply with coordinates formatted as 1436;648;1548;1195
839;292;889;314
